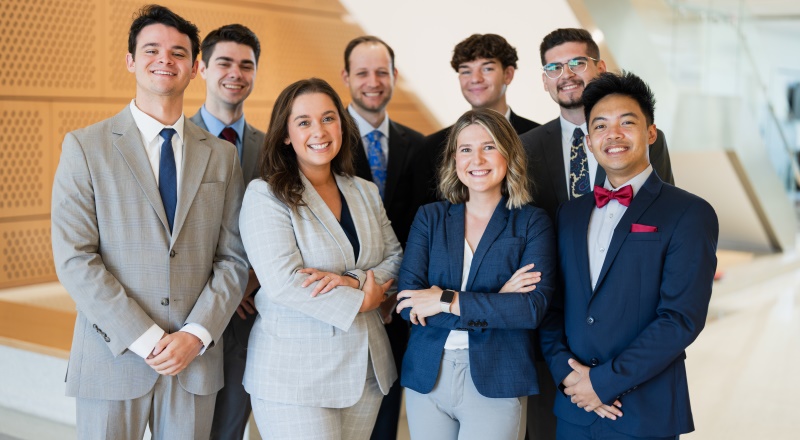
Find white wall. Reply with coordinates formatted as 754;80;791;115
338;0;582;129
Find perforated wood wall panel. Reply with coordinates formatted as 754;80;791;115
0;0;101;97
0;220;55;288
0;0;437;290
0;102;53;217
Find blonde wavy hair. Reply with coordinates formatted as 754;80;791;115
438;109;531;209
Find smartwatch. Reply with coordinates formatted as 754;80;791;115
440;289;456;313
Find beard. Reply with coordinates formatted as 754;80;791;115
352;92;392;114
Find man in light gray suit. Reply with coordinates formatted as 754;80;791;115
188;23;265;440
51;5;249;439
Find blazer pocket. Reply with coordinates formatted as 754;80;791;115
626;232;661;241
275;317;334;339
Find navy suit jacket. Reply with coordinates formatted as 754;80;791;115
539;172;718;437
398;199;556;398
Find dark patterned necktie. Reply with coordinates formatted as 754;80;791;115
366;130;386;199
158;128;177;232
219;127;242;164
569;127;591;198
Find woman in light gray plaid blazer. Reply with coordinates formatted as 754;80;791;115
239;78;402;440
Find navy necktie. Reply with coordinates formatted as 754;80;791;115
569;127;591;198
159;128;177;233
366;130;386;198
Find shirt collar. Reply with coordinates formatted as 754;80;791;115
604;164;653;198
504;106;512;121
559;115;586;143
348;105;389;139
199;105;245;141
129;99;185;144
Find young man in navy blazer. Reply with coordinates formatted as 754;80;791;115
540;71;719;439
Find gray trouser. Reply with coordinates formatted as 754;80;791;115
405;349;527;440
76;374;217;440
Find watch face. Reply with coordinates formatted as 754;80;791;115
440;289;455;304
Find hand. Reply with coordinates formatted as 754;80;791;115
499;264;541;293
360;270;394;313
235;294;257;320
378;295;396;324
299;268;358;296
563;358;604;412
244;269;261;297
396;286;452;326
594;400;623;420
145;332;203;376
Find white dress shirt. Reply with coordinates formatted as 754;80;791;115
126;100;212;359
560;116;599;198
444;239;472;350
588;165;653;290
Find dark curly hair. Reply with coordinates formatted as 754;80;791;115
450;34;518;71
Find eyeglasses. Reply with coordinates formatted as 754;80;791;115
542;57;599;79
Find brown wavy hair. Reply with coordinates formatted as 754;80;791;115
259;78;357;209
438;109;531;209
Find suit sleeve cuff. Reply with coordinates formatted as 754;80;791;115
180;323;212;356
128;324;165;359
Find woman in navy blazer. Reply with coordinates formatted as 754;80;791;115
396;109;556;440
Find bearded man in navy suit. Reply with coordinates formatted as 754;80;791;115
540;71;718;439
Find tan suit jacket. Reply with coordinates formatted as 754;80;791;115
51;106;249;400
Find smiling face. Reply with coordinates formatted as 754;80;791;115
284;92;343;176
457;57;514;113
542;41;605;111
454;123;508;200
126;23;197;100
199;41;257;111
342;42;396;117
585;94;657;187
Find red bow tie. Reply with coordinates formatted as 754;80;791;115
594;185;633;208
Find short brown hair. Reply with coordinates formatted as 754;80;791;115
344;35;395;72
259;78;357;210
438;109;531;208
539;28;600;65
450;34;518;71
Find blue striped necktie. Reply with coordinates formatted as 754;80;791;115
366;130;386;198
159;128;177;232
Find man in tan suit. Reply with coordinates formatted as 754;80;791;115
51;5;249;439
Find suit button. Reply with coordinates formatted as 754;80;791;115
161;298;170;306
468;320;475;326
482;320;488;327
586;316;595;325
590;357;599;366
92;324;98;330
169;250;176;258
104;336;110;342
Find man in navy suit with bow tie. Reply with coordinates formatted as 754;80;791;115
539;71;718;439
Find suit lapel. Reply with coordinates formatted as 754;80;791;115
171;122;211;243
543;119;569;203
465;199;509;291
593;173;663;293
445;203;466;290
572;196;595;300
241;123;260;185
336;174;366;267
111;108;171;234
301;173;357;268
384;121;409;207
